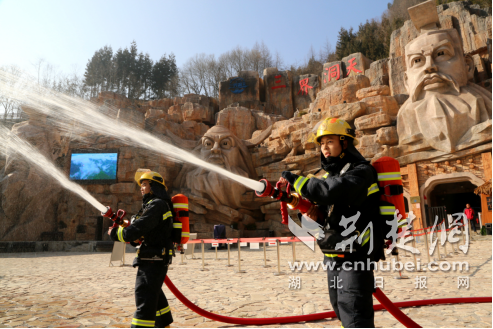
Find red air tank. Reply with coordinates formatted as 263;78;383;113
171;194;190;244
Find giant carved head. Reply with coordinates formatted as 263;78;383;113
172;125;271;209
200;126;253;174
404;29;474;102
396;28;492;155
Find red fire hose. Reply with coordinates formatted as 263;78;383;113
164;276;491;327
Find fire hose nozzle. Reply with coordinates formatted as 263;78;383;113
101;206;127;228
255;179;274;197
101;206;113;218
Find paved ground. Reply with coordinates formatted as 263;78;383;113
0;233;491;328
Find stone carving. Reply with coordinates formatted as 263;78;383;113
394;1;492;159
219;71;261;112
388;0;492;95
263;68;294;118
293;74;320;112
173;125;271;212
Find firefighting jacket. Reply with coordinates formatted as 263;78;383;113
286;151;384;262
110;193;173;261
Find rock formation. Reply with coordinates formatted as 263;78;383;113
0;0;491;242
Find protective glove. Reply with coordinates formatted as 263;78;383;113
281;171;300;186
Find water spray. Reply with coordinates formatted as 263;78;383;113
0;69;264;193
0;125;108;213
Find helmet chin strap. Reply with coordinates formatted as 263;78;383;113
338;135;346;158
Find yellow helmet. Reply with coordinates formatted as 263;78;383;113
134;169;167;189
312;117;358;146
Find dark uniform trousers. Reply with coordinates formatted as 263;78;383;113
132;261;173;328
324;256;375;328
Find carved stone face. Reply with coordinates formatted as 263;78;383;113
405;30;467;102
201;126;242;170
176;125;257;210
395;29;491;158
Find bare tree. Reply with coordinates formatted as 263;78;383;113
319;38;337;63
0;65;23;120
179;41;285;98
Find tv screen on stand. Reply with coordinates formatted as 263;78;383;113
69;149;118;184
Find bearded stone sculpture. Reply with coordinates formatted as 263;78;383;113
395;3;492;158
175;125;256;208
169;125;271;224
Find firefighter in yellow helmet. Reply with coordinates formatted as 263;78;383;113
108;170;174;328
278;117;384;328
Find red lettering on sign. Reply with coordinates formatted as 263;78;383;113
297;78;313;95
272;74;286;90
324;64;340;83
346;58;362;75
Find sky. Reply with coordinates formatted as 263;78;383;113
0;0;391;78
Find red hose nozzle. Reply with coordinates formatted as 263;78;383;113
255;179;274;197
101;206;126;228
101;206;113;218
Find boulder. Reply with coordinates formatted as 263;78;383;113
388;56;407;96
356;85;391;100
311;75;371;113
376;126;399;146
293;74;320;111
148;98;173;109
167;105;184;123
322;102;367;123
117;108;145;129
173;96;186;106
263;68;294;118
219;71;261;112
356;134;383;158
364;58;389;86
354;112;393;131
252;111;285;131
321;61;345;89
361;95;399;116
183;94;210;108
144;109;167;130
341;53;373;79
154;118;194;140
180;120;209;139
216;106;256;140
145;109;166;120
182;102;207;122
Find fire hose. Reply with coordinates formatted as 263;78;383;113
164;276;491;327
160;180;491;327
104;181;492;327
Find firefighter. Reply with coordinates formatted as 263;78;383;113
278;117;384;328
108;171;174;328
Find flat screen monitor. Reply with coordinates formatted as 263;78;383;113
69;149;118;184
